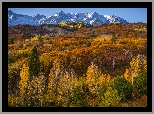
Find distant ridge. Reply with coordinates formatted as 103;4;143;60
8;10;129;27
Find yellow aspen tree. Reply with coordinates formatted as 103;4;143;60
124;69;132;83
19;63;29;96
48;59;63;95
39;53;53;93
106;74;112;85
86;63;101;95
29;77;38;96
57;71;72;104
99;73;106;86
143;57;147;71
58;72;70;95
37;74;46;95
129;54;147;85
48;68;55;94
134;55;140;76
29;74;46;96
99;73;112;86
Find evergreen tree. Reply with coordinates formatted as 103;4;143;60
86;40;91;47
28;46;40;81
111;35;116;44
8;38;14;44
38;36;43;42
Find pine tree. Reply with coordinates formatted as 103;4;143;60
28;46;40;81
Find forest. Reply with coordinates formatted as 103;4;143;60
8;22;147;107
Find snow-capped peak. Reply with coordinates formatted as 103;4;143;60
54;14;58;16
104;15;128;24
8;10;129;27
104;15;111;18
91;12;98;15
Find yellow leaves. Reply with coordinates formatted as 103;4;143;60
124;69;132;83
18;49;29;55
74;79;79;88
99;74;106;85
48;69;55;93
57;94;62;102
130;59;134;68
40;53;52;64
86;65;101;95
106;74;112;84
130;56;140;77
8;95;24;107
59;22;68;26
93;38;111;44
130;54;147;78
86;66;96;94
39;96;44;106
70;25;74;28
19;63;29;95
78;25;82;29
27;74;46;96
86;62;114;96
134;28;138;31
25;39;31;42
99;73;112;86
143;58;147;71
134;28;147;32
43;94;55;104
57;72;74;96
126;55;147;85
31;37;38;41
124;69;129;80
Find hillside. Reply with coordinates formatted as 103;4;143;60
8;23;147;43
8;22;147;107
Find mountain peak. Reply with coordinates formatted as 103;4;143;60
59;10;65;14
8;11;129;26
91;12;99;16
92;12;97;14
112;15;117;17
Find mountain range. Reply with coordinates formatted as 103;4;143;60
8;10;129;27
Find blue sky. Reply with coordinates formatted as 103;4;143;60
8;8;147;23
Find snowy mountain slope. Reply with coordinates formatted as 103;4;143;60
8;10;129;26
104;15;128;23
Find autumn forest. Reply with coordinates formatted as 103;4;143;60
8;22;147;107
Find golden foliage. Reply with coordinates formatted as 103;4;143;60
86;64;101;95
57;72;74;104
47;69;55;94
18;49;29;55
39;53;54;74
99;74;106;85
19;63;29;95
28;74;46;96
8;23;147;107
99;73;112;86
124;54;147;85
31;37;38;41
124;69;132;83
130;55;147;78
25;39;31;42
8;95;24;107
